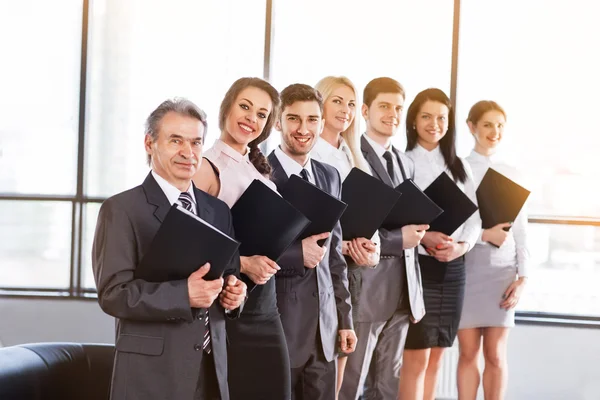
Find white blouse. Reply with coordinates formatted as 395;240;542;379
406;144;481;256
466;150;529;277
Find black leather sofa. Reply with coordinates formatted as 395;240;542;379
0;342;114;400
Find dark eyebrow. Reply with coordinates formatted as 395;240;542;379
241;97;270;112
308;115;321;119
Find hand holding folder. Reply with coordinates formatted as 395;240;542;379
382;179;443;230
135;205;240;282
340;168;401;240
231;179;310;262
424;172;478;236
279;174;348;245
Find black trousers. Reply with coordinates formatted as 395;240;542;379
195;351;220;400
290;337;336;400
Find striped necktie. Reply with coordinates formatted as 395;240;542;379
178;192;211;354
300;168;310;182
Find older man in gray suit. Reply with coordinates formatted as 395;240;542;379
92;98;247;400
339;78;428;400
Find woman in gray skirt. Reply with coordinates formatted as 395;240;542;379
457;100;529;400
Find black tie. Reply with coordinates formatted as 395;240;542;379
300;169;310;182
178;192;211;354
382;151;398;185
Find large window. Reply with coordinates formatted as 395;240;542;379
456;0;600;317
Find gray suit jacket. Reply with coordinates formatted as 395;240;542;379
268;152;353;368
357;135;426;323
92;172;239;400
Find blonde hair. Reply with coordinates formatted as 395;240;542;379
315;76;370;173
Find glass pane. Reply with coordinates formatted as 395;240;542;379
85;0;266;198
0;201;72;289
0;1;82;195
82;202;101;289
518;223;600;317
456;0;600;217
268;0;454;151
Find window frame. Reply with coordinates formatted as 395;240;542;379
1;0;598;328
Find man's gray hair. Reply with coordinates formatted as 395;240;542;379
145;97;208;165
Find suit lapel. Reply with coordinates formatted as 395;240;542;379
193;185;214;224
142;173;172;223
311;159;328;191
268;151;290;192
361;135;394;187
391;146;408;181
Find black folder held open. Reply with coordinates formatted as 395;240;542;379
382;179;443;230
476;167;530;230
231;179;310;262
424;172;478;236
340;168;401;240
135;204;240;282
279;174;348;244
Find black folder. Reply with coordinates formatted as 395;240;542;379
279;174;348;244
136;204;240;282
231;179;311;261
424;172;478;236
476;167;530;229
382;179;444;230
340;168;402;240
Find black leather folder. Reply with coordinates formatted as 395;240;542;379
340;167;402;240
476;167;530;229
231;179;310;261
424;172;478;236
382;179;443;230
279;174;348;244
136;204;240;282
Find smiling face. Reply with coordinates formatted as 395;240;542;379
145;111;204;191
362;92;404;141
223;86;273;150
322;84;356;134
414;100;450;150
469;110;506;153
277;100;323;165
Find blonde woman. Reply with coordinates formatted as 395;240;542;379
313;76;380;397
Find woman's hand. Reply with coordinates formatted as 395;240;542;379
240;255;279;285
482;222;512;247
345;238;379;268
421;231;453;252
428;242;469;262
500;276;527;310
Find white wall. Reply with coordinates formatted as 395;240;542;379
1;298;599;399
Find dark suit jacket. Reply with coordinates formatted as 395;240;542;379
358;135;426;322
268;152;353;368
92;172;240;400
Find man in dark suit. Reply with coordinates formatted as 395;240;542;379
268;84;356;400
92;98;247;400
339;78;428;400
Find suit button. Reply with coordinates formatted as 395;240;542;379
194;344;202;351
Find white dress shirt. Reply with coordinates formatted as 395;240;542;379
466;150;529;277
364;134;404;183
406;144;481;256
274;146;316;185
311;136;354;180
152;170;197;215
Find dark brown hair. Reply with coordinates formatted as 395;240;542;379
219;77;280;175
406;88;467;183
279;83;324;115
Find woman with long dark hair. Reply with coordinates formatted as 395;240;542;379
193;77;291;399
398;88;480;400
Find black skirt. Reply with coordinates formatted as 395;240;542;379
405;254;466;349
226;278;291;399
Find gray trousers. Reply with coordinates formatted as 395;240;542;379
339;310;410;400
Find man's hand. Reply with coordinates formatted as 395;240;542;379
187;263;223;308
401;224;430;249
240;255;280;285
219;275;247;311
346;238;379;267
482;222;512;247
302;232;330;268
338;329;358;354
